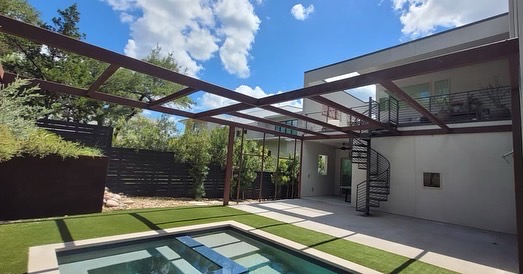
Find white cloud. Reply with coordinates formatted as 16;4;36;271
103;0;260;78
200;85;266;110
391;0;508;39
119;12;135;23
291;4;315;21
215;0;260;78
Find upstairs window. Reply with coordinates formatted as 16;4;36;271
275;120;298;135
322;105;339;119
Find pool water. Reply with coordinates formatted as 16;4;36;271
192;229;342;273
57;228;348;274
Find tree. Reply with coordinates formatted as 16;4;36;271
0;3;194;128
171;120;211;199
272;155;299;199
102;46;194;135
208;126;228;167
112;114;177;151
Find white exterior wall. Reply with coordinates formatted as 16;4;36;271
371;132;516;234
301;142;336;197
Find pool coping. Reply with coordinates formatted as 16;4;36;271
28;220;380;274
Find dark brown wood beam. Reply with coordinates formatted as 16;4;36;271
508;53;523;274
223;125;235;205
229;111;327;137
4;72;306;139
303;133;356;141
311;95;399;134
201;116;302;140
0;15;259;106
148;87;197;107
194;103;252;119
262;105;359;138
5;72;196;117
380;81;450;132
87;64;119;95
257;39;519;107
397;125;512;136
303;125;513;140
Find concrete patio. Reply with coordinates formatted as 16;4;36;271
230;197;517;274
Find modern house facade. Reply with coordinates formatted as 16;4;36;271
300;13;517;234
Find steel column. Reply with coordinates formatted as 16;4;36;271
236;129;245;203
275;136;281;200
298;137;304;198
223;126;235;205
258;133;266;202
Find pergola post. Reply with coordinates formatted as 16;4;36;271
275;136;281;200
292;138;298;198
298;137;304;198
236;129;245;203
258;133;266;202
223;126;235;206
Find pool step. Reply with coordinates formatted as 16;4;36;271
235;253;271;270
249;265;281;274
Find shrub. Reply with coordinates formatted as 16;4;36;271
0;78;102;162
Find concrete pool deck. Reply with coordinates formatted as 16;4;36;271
230;197;517;274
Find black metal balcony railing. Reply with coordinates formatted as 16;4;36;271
397;86;512;125
301;86;511;133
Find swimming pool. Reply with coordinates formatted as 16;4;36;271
28;221;377;274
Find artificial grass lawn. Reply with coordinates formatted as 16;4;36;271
0;206;456;274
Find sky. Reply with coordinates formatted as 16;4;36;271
27;0;509;120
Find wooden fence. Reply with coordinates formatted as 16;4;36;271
37;119;113;151
38;119;275;199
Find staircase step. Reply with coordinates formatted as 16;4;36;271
370;196;388;202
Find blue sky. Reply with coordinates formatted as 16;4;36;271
28;0;508;115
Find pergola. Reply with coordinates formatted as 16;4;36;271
0;14;522;271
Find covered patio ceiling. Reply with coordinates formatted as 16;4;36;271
0;14;519;141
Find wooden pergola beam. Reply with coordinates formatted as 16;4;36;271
148;87;197;107
229;111;327;137
0;15;259;106
202;116;301;140
380;81;450;132
193;103;251;119
311;95;399;134
261;105;359;137
87;64;119;95
302;125;513;140
4;72;307;139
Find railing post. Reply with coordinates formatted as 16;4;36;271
429;96;432;113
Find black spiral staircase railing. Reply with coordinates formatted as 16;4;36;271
351;137;391;214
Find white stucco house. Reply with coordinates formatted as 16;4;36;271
299;12;517;235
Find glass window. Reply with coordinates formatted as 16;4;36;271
275;120;298;135
321;105;339;119
423;172;441;188
318;154;328;175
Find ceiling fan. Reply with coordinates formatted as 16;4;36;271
338;143;351;151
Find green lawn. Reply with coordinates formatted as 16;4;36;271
0;206;456;274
